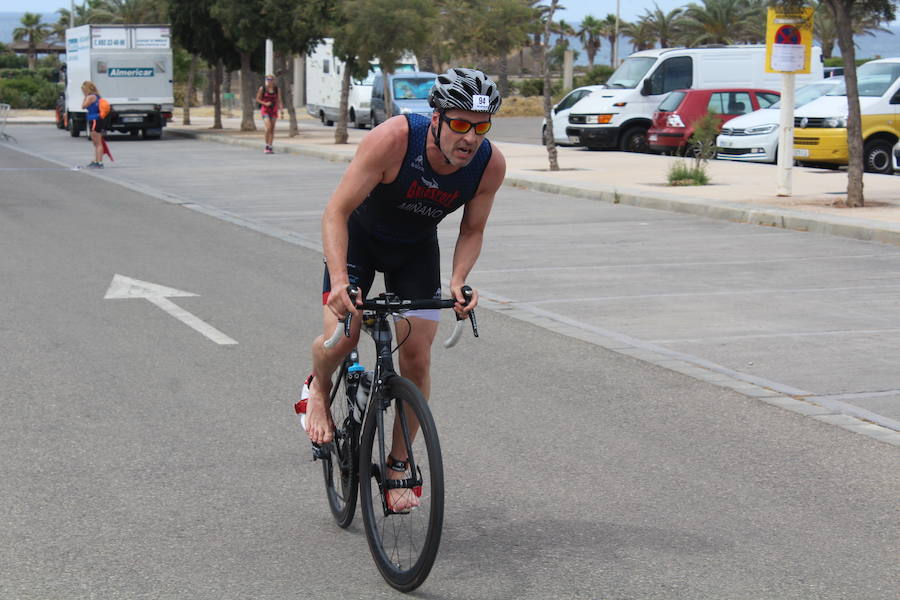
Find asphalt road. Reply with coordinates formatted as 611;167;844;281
1;129;898;599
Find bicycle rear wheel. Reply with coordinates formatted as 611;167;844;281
322;362;359;528
359;376;444;591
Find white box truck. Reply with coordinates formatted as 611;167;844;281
306;38;417;128
63;24;174;139
564;45;823;151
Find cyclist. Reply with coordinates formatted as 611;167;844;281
303;68;506;511
256;74;282;154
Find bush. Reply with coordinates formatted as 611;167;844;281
575;64;615;87
512;77;562;98
0;53;28;69
667;160;710;186
0;74;61;108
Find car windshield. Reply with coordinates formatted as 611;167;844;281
606;57;656;88
657;91;686;112
771;81;840;108
357;63;416;85
393;77;434;99
827;62;900;97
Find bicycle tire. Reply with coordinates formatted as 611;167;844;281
322;361;359;528
359;376;444;591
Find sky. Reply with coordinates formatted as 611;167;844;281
3;0;690;23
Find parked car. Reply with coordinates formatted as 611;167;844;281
793;57;900;174
370;71;437;126
648;88;780;155
541;85;604;144
564;45;822;152
716;79;843;164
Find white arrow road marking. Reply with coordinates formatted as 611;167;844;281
104;274;238;345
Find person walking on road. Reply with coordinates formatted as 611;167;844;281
81;81;106;168
301;68;506;512
256;75;282;154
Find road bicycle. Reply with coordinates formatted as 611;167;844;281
297;285;478;591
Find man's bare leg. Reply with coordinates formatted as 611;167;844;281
385;317;437;511
306;306;359;445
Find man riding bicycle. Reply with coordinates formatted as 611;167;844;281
303;68;506;511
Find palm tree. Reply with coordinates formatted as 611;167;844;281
677;0;758;46
813;0;893;59
552;19;576;48
621;19;656;52
13;13;51;70
640;3;684;48
577;15;603;68
597;14;622;66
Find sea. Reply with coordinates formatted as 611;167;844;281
1;11;898;64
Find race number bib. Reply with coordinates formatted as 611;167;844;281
472;95;490;110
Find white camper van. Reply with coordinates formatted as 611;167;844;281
306;39;417;128
63;24;174;139
565;45;823;152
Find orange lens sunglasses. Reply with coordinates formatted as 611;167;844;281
442;115;492;135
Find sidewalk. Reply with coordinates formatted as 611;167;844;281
13;110;900;245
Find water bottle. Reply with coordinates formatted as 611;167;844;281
353;370;373;423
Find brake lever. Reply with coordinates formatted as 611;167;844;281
459;285;478;338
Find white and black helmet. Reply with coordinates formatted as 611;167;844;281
428;68;502;114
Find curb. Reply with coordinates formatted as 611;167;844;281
167;127;900;247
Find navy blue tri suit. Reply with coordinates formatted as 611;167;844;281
322;113;492;318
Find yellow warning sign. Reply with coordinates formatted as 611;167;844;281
765;7;814;74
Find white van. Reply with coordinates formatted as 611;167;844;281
306;38;417;128
566;45;823;152
793;57;900;174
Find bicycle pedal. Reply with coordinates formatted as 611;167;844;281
311;443;328;461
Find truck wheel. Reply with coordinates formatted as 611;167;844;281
863;139;893;174
371;111;379;128
619;126;649;153
69;117;80;137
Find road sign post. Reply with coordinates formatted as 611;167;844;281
765;7;814;197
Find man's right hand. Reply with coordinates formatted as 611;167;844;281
326;283;361;320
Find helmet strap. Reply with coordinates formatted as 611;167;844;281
431;110;452;165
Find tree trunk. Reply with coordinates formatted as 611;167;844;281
542;0;560;171
383;72;394;119
498;54;510;98
224;70;232;93
828;0;863;207
212;59;223;130
420;54;435;73
239;51;256;132
335;58;352;144
202;68;214;105
183;53;198;125
276;54;298;137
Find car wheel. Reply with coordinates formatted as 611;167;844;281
371;111;379;127
619;126;649;153
863;139;893;174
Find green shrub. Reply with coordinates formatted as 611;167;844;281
512;77;562;97
0;53;28;69
667;159;710;186
575;64;615;87
0;75;61;109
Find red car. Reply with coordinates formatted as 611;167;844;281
648;88;780;155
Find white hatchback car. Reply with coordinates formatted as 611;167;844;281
716;79;842;163
541;85;605;145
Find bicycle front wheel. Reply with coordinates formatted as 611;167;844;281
359;376;444;591
322;362;359;528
